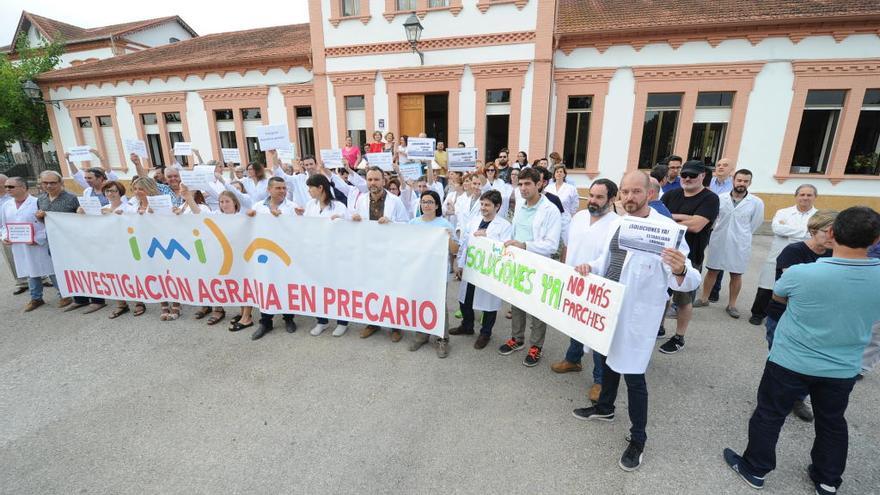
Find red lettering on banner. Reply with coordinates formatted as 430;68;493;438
562;298;607;332
144;276;161;299
198;279;211;303
365;292;379;321
211;279;229;304
396;298;410;327
265;283;281;310
350;290;363;320
380;296;395;324
323;287;336;313
337;289;351;318
419;301;437;330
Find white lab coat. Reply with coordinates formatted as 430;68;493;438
456;215;513;311
241;177;269;203
481;179;512;218
304;198;349;220
565;210;619;267
351;190;410;223
454;193;482;236
705;192;765;273
253;197;298;216
0;195;54;278
589;209;702;374
443;188;465;229
511;195;562;257
757;205;817;288
549;180;580;217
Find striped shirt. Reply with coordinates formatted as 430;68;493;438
605;228;626;283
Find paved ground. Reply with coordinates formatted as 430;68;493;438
1;234;878;495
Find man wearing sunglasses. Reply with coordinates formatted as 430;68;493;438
0;174;29;295
659;160;720;354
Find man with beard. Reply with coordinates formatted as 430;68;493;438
572;171;701;472
496;149;512;184
551;179;619;403
659;160;720;354
695;170;764;317
661;155;683;193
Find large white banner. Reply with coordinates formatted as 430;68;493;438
462;237;626;355
46;213;448;336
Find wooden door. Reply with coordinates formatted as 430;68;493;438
399;94;425;138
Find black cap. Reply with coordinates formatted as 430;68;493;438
681;160;707;175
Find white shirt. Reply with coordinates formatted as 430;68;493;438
565;210;619;268
758;204;817;288
241;177;269;203
304;198;349;219
253;197;298;216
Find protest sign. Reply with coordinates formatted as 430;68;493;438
320;149;344;168
256;125;289;151
173;142;192;156
447;148;478;171
462;237;626;355
77;196;103;216
221;148;242;164
398;162;422;181
365;152;393;171
45;213;448;335
67;146;92;163
618;216;687;256
406;138;435;160
277;145;296;161
124;139;148;158
5;223;35;244
179;170;210;192
146;195;174;215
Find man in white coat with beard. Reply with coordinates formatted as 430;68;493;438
450;189;512;349
571;171;701;472
695;169;764;317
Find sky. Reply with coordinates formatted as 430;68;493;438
1;0;311;46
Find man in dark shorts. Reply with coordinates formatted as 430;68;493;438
658;160;720;354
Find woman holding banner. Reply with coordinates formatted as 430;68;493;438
407;190;455;358
304;174;351;337
451;189;512;349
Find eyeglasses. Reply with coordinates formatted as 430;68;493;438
486;169;497;173
680;173;699;179
40;181;60;185
4;185;16;189
420;200;436;205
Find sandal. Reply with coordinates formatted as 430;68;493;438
109;305;130;319
166;305;181;321
194;306;212;319
229;321;254;332
207;310;226;325
160;305;171;321
230;314;242;325
133;303;146;316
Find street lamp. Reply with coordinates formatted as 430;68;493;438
22;79;60;109
403;14;424;66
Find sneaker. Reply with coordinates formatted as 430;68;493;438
474;334;490;349
454;309;463;319
693;299;709;308
808;464;837;495
498;338;524;355
436;338;449;358
522;346;542;367
657;325;666;339
723;448;765;489
726;307;741;319
618;440;644;472
550;360;583;373
331;324;348;337
572;406;614;422
390;329;403;342
588;383;602;402
658;335;685;354
360;325;379;338
309;323;328;336
791;400;814;422
409;332;429;351
748;315;764;326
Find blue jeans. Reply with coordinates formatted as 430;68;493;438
316;317;348;326
742;361;856;490
28;274;58;301
564;337;604;384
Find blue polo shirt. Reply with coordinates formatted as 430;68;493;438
769;257;880;378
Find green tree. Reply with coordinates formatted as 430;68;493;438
0;33;63;176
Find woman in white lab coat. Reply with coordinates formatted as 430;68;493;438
548;166;580;218
451;189;512;349
454;173;482;239
241;161;269;203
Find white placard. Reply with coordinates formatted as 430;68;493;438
146;195;174;215
173;142;192;156
365;152;393;171
179;170;210;192
77;196;103;216
447;148;478;171
277;145;296;161
407;138;436;160
67;146;93;163
320;149;344;168
255;125;289;151
398;162;422;181
221;148;241;164
124;139;148;158
618;216;687;256
5;223;35;244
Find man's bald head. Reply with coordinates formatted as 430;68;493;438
619;171;651;215
622;170;650;189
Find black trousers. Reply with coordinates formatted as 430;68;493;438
750;287;773;318
259;313;294;327
742;360;856;489
74;296;105;305
595;353;648;445
459;283;497;336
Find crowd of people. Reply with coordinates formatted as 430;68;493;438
1;134;879;493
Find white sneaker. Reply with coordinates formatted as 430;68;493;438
332;324;348;337
310;323;328;336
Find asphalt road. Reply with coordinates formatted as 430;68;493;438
1;234;878;494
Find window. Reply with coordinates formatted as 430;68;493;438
97;116;113;127
344;95;365;110
428;0;449;7
214;109;234;121
164;112;181;123
295;106;315;158
696;91;734;107
688;91;734;166
141;113;157;125
397;0;416;9
246;137;265;164
219;131;237;149
638;93;682;168
241;108;262;120
169;131;187;166
296;106;312;118
146;134;164;166
845;89;880;175
790;90;846;174
342;0;359;16
169;37;180;43
77;117;92;128
487;90;511;104
562;96;592;169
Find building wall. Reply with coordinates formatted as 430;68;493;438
125;22;195;47
58;47;116;68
